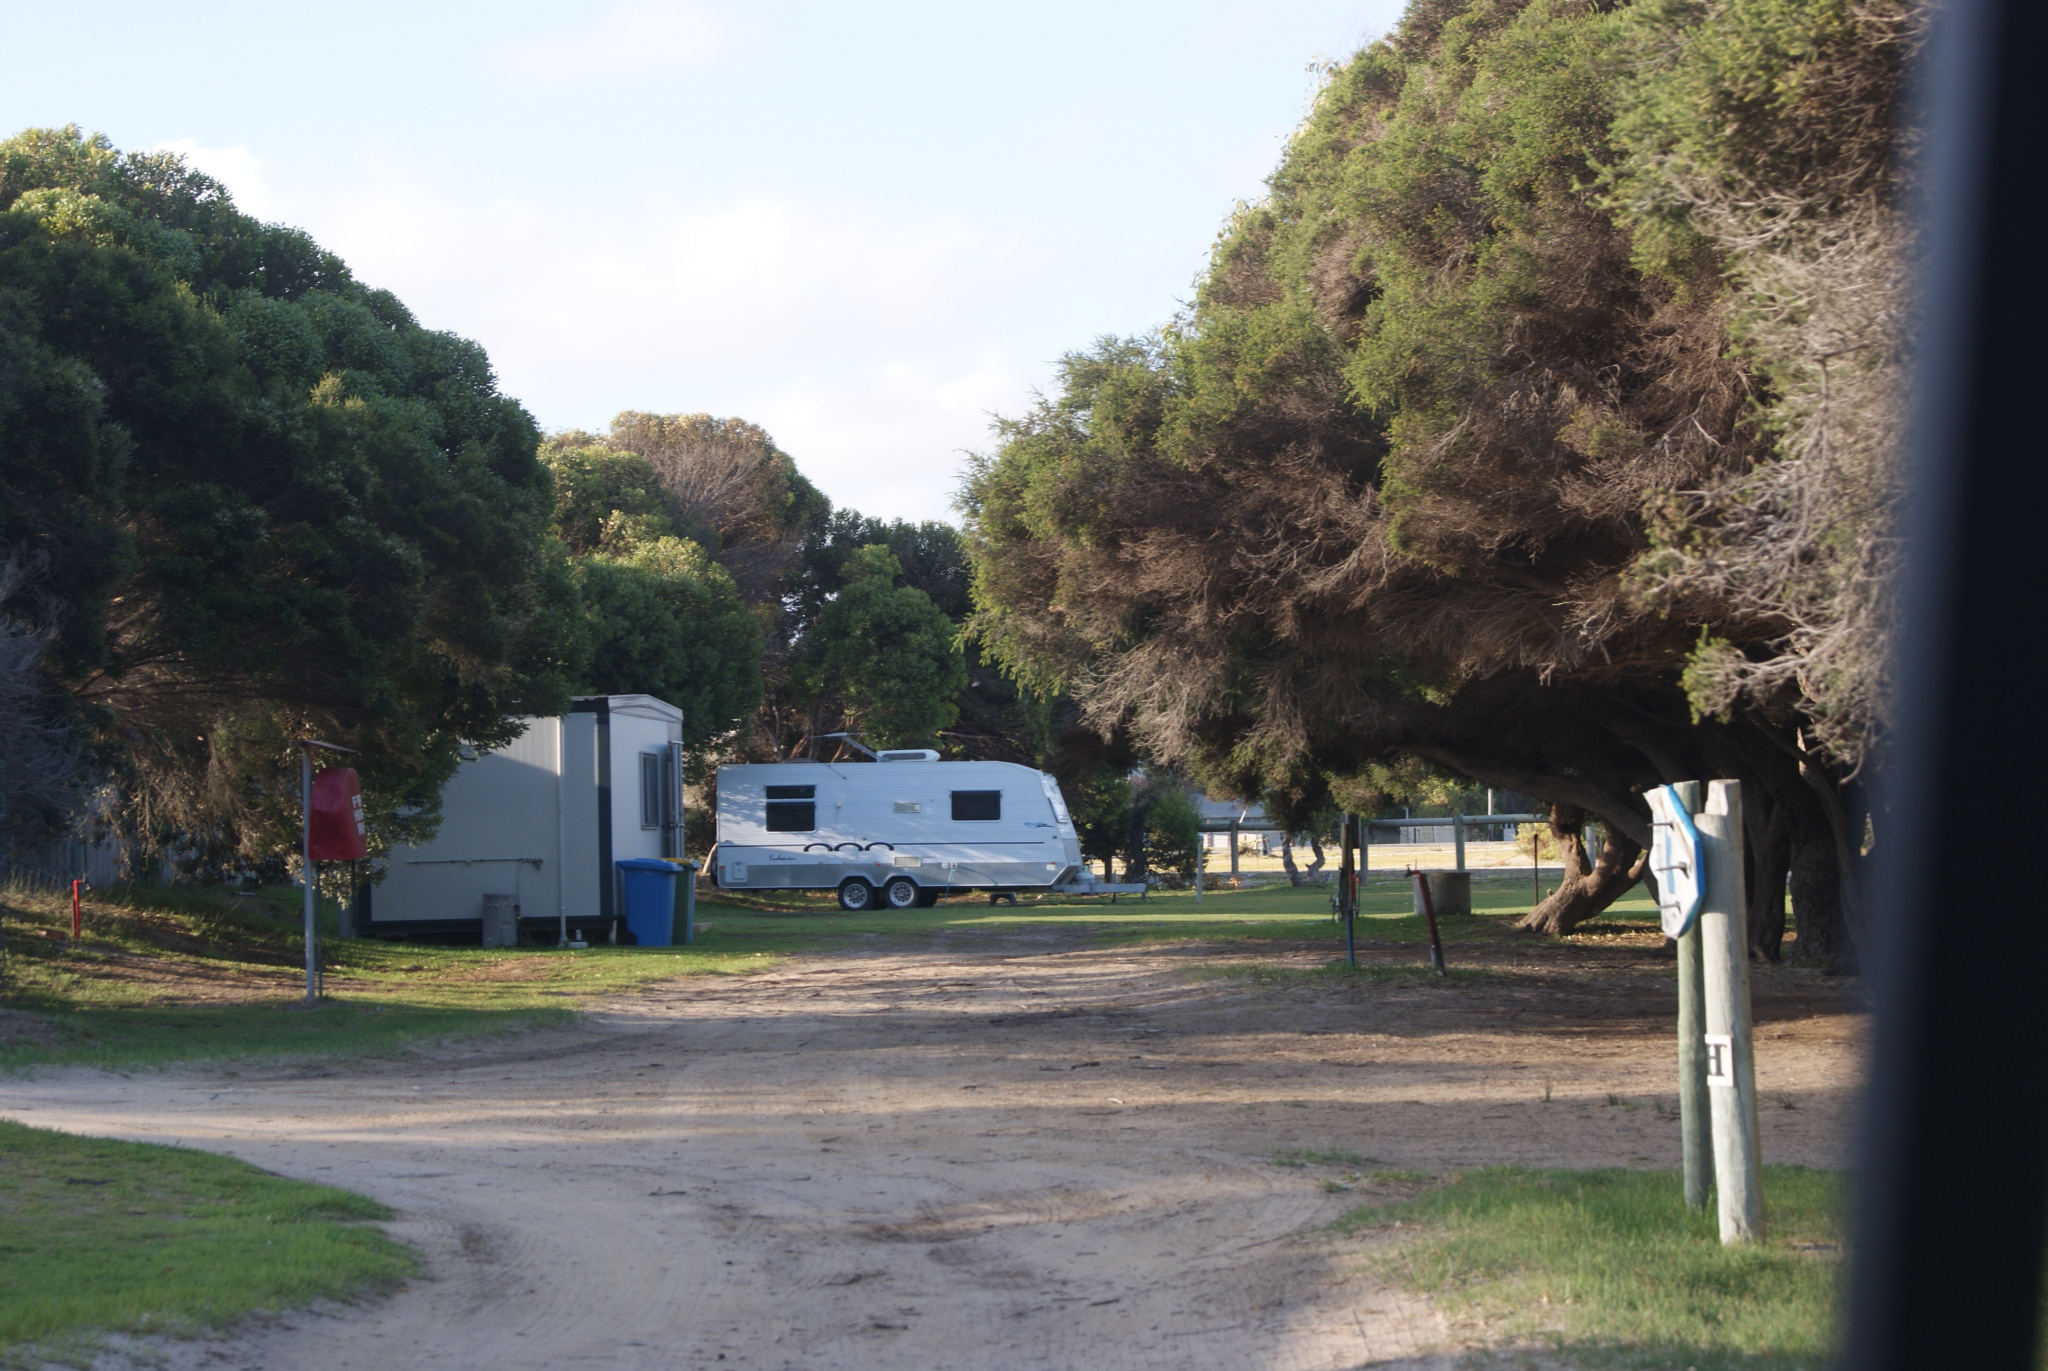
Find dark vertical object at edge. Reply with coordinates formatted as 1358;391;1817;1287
1340;814;1357;967
1844;2;2048;1366
574;698;615;925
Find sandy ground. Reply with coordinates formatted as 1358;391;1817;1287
4;929;1864;1371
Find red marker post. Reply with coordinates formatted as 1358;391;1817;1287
70;879;85;942
297;742;364;1003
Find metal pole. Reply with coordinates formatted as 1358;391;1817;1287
1698;779;1761;1243
1229;819;1240;879
1453;810;1466;872
1670;781;1711;1211
681;860;697;944
556;717;570;949
301;745;317;1004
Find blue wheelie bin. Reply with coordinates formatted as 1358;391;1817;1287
616;858;681;946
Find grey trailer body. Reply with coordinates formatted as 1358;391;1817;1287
365;694;683;937
712;755;1084;905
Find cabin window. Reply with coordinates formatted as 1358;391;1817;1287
640;753;663;829
951;790;1001;821
765;784;817;832
893;801;921;814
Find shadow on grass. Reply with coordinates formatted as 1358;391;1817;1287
0;998;578;1072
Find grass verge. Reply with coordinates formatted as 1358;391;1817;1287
0;1120;415;1361
0;882;789;1070
1337;1165;1843;1370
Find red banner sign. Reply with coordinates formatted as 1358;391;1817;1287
309;767;369;861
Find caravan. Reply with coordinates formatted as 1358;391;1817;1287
713;751;1085;908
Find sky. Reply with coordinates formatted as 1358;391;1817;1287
1;0;1406;523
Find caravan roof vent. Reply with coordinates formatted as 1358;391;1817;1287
876;749;941;763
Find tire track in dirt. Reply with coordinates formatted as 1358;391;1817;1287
6;933;1859;1370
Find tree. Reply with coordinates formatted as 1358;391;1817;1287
961;0;1900;964
572;537;763;756
0;556;82;867
540;441;672;557
601;411;829;606
1;126;578;874
1141;787;1202;881
797;510;973;622
1065;764;1135;872
789;545;966;750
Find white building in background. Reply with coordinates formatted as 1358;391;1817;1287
363;695;683;939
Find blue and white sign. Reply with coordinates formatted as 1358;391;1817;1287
1645;784;1704;938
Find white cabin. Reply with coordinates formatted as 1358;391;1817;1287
713;755;1083;908
363;695;683;938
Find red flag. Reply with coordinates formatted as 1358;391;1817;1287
309;767;368;860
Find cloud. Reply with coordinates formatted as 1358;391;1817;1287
149;139;277;220
295;160;1042;521
481;2;726;84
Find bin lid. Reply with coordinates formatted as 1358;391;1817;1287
615;857;681;872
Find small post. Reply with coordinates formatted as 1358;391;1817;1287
1668;781;1711;1212
1194;833;1204;903
1413;868;1447;975
300;745;317;1004
1229;819;1240;879
681;859;699;944
1698;779;1762;1243
1453;810;1466;872
1340;815;1357;967
70;879;84;942
1531;821;1541;904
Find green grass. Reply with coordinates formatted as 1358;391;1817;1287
0;1120;415;1361
1339;1166;1845;1369
0;882;792;1070
1;870;1661;1071
1272;1147;1378;1169
700;871;1660;949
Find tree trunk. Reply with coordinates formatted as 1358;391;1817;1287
1786;798;1853;970
1303;833;1328;882
1279;835;1304;887
1516;805;1644;936
1744;781;1792;963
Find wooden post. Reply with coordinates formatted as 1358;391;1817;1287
1698;779;1762;1243
1340;814;1357;967
1669;781;1711;1211
1230;819;1240;878
1453;810;1466;872
1195;833;1205;903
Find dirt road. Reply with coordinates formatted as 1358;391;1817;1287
6;930;1863;1370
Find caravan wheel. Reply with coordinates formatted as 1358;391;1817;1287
837;879;876;911
882;877;921;909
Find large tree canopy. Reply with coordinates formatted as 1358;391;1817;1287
0;126;578;870
963;0;1909;965
788;545;967;750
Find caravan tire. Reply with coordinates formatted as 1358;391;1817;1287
882;877;921;910
837;879;876;911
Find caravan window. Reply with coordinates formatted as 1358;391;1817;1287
951;790;1001;821
765;784;817;832
640;753;663;829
